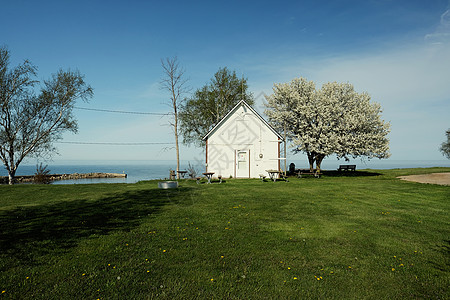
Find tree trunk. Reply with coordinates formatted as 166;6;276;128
8;169;16;185
307;152;315;173
173;91;180;180
8;150;16;185
174;115;180;180
283;121;287;176
316;154;325;173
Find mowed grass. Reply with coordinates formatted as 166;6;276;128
0;168;449;299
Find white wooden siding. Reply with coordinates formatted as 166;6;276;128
206;103;280;178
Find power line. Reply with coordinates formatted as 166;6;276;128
74;106;169;116
67;107;174;146
57;141;175;146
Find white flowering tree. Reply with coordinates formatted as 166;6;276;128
265;77;390;173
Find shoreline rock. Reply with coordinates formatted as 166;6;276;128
0;172;127;184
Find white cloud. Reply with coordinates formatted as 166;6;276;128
425;9;450;44
306;43;450;107
308;45;449;160
138;82;165;99
58;6;450;163
243;33;450;160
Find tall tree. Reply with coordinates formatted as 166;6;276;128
179;67;253;147
265;77;390;172
160;57;189;179
439;129;450;159
0;46;93;184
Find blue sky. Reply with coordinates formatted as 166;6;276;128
1;0;449;167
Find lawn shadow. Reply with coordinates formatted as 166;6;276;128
430;239;450;272
321;170;382;177
0;187;191;268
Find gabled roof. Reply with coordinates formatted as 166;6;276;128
202;100;283;141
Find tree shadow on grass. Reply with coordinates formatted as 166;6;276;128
430;239;450;272
0;187;191;269
322;170;382;177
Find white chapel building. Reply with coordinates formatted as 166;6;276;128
202;100;283;178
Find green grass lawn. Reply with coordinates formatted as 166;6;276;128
1;168;449;299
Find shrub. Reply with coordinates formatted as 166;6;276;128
187;162;198;179
34;163;51;184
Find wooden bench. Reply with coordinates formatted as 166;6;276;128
196;177;201;184
338;165;356;172
259;174;266;182
218;175;222;184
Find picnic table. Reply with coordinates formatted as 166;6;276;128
266;169;280;182
177;170;187;178
203;172;215;184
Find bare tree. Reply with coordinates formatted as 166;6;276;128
0;46;93;184
160;57;189;179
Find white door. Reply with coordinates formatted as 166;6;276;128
236;150;250;178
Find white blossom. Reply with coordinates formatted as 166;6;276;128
264;77;391;171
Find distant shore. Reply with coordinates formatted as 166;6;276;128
1;161;449;185
0;172;127;184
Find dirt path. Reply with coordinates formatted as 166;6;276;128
397;173;450;186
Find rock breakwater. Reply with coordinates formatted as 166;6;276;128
0;172;127;184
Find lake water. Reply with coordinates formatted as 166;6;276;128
1;159;449;185
0;163;186;184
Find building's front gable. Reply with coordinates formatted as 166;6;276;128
205;101;281;178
